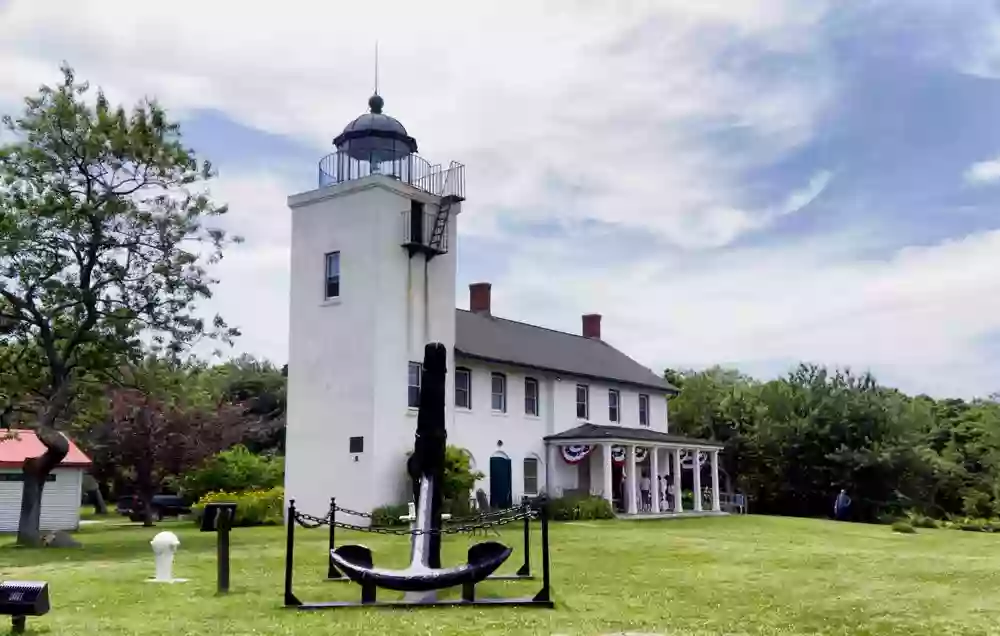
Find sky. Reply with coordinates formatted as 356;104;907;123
2;1;1000;398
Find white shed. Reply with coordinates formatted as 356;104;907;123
0;429;92;533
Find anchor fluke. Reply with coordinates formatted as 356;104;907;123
330;541;512;592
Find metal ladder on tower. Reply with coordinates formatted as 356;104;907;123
426;162;463;254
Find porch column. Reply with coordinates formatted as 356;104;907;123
692;450;703;512
626;444;638;514
650;446;660;513
672;448;683;512
710;449;721;512
602;443;613;507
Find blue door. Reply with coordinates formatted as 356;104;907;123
489;455;512;509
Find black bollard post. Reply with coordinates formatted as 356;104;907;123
284;499;298;606
217;506;231;594
326;497;344;580
517;498;531;577
533;498;551;604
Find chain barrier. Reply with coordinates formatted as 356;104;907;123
294;509;530;536
331;502;527;524
331;505;373;519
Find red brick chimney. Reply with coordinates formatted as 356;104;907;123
582;313;602;339
469;282;492;315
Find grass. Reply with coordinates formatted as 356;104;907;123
3;514;1000;635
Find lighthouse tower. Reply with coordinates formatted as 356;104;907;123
284;93;465;519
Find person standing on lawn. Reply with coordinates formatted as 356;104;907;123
834;489;852;521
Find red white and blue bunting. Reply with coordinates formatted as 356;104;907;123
607;445;649;465
680;449;707;468
560;445;593;464
561;444;708;467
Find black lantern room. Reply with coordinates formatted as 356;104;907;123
334;94;417;163
320;94;422;187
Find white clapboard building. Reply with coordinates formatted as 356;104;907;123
284;93;724;522
0;429;92;533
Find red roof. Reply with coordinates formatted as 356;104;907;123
0;429;92;469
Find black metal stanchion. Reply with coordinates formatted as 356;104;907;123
284;500;301;606
516;500;531;577
532;498;552;605
326;497;343;580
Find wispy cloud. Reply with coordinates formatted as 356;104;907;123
965;156;1000;185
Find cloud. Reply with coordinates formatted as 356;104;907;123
2;1;1000;399
964;156;1000;185
488;226;1000;399
0;0;836;251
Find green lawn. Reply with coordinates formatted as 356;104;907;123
2;515;1000;635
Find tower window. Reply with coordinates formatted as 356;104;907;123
324;251;340;299
408;362;422;408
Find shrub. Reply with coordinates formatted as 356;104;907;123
180;445;284;501
876;512;900;525
548;495;615;521
402;445;483;514
682;490;695;510
905;511;938;529
891;520;916;534
962;491;994;519
371;503;410;528
192;487;284;527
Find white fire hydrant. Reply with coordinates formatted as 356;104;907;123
149;531;186;583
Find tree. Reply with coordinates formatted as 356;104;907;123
209;355;286;453
0;65;238;544
90;360;249;526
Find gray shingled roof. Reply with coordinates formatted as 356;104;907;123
454;309;677;393
543;423;721;448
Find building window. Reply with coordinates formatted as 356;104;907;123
524;377;539;416
491;372;506;412
455;367;471;409
408;361;422;408
609;389;620;422
324;251;340;299
639;394;649;427
576;384;589;420
523;457;539;496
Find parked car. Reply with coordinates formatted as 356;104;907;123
116;494;192;522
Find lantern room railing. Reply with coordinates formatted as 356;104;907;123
318;151;465;200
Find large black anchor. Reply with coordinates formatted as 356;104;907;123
330;343;513;594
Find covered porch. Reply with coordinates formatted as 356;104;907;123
543;424;726;516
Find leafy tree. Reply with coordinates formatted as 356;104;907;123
209;355;286;453
0;65;238;544
90;359;248;526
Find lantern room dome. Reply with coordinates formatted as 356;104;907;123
333;93;417;163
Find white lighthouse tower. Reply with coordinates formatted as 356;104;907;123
284;92;465;519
